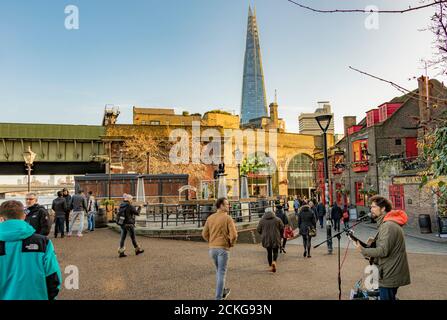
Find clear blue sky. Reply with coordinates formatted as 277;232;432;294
0;0;437;134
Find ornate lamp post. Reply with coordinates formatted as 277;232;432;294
315;114;333;254
23;146;37;193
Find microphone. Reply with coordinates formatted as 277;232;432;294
357;212;372;221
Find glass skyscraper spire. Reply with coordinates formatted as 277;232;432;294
240;6;268;124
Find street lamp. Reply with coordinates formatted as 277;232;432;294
235;147;243;199
23;146;36;193
315;114;333;254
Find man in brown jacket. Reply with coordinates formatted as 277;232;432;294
354;195;411;300
202;198;238;300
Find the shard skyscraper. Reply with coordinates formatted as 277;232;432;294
240;6;268;124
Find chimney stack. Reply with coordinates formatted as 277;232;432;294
343;116;357;136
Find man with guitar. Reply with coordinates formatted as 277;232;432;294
351;195;411;300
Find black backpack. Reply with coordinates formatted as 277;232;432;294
116;206;126;226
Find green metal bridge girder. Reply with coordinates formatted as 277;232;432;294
0;123;106;162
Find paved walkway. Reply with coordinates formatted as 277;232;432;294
53;228;447;300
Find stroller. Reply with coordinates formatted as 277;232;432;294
350;279;380;300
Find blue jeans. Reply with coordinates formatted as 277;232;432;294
209;248;229;300
88;211;96;231
318;216;324;228
379;287;398;300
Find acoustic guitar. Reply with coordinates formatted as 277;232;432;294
347;230;377;265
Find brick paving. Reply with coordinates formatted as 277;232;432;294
53;228;447;300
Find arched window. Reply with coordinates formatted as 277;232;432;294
287;154;314;197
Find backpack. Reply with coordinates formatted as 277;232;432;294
116;206;126;226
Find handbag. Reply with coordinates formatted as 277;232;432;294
308;226;317;237
283;226;294;239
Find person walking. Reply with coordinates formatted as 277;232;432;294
117;194;144;258
298;205;317;258
308;201;318;221
86;191;98;232
342;207;350;230
68;189;88;237
353;195;411;300
293;197;300;215
283;198;289;213
275;204;289;253
257;207;284;272
51;191;67;238
202;198;237;300
0;200;61;300
62;188;72;234
24;193;50;236
316;201;326;229
331;202;343;232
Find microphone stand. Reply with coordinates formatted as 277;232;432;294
313;218;369;300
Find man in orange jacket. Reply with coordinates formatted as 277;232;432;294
202;198;238;300
353;195;411;300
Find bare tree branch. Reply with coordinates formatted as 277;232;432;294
287;0;447;14
348;66;447;103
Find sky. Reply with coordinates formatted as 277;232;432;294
0;0;438;136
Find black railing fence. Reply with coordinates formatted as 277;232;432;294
132;200;277;229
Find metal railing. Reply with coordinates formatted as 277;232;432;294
133;200;276;229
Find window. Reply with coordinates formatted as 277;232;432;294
352;140;368;162
395;139;401;146
150;121;160;125
355;182;365;206
287;154;314;197
389;184;405;210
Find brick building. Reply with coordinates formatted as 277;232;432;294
327;77;447;230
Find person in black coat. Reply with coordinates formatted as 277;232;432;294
331;202;343;232
62;188;72;233
117;194;144;258
52;191;68;238
298;205;316;258
316;201;326;229
308;201;318;221
275;205;289;253
25;193;50;236
257;208;284;272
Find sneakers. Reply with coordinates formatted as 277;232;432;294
271;262;277;273
77;233;83;238
135;247;145;256
222;288;231;300
303;251;307;257
281;248;286;254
